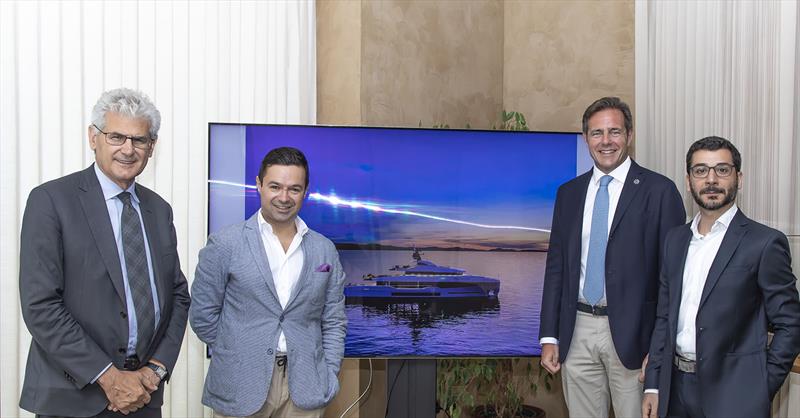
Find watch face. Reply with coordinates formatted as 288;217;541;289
149;364;167;379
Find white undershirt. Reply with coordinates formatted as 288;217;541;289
675;204;738;360
257;212;309;353
540;157;631;346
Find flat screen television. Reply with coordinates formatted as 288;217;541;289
208;123;592;357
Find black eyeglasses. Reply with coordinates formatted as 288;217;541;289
93;124;154;149
689;163;736;179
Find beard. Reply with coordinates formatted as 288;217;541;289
690;180;738;211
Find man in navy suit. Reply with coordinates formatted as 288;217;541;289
642;136;800;418
539;97;686;418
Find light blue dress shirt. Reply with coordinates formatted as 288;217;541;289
92;164;161;380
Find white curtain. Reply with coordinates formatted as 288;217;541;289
0;1;316;417
635;1;799;416
635;0;799;273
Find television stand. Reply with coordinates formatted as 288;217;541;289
385;359;436;418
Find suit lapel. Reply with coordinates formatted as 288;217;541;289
609;161;645;237
670;226;693;320
244;214;281;304
698;210;748;310
285;236;314;309
136;186;167;314
568;172;591;297
77;166;126;304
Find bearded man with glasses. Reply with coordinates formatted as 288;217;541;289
18;88;190;418
642;136;800;418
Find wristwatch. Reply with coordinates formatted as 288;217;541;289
146;363;168;381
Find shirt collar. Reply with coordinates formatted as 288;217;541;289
94;163;139;203
257;211;309;238
591;156;631;186
690;204;738;238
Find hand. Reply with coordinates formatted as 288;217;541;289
97;367;151;414
540;343;561;374
642;393;658;418
137;358;166;393
639;354;649;383
136;367;160;393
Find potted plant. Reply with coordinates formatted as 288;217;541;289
436;357;552;418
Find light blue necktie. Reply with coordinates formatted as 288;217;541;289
584;175;613;306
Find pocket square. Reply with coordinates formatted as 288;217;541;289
315;263;331;272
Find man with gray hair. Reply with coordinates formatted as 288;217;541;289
19;88;190;417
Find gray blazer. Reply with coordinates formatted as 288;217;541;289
190;213;347;416
18;166;190;416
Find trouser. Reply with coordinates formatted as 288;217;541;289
215;355;325;418
38;406;161;418
666;365;705;418
561;311;643;418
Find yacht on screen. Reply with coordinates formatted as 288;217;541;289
344;249;500;300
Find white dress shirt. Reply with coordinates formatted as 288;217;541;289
540;157;631;346
675;204;738;360
257;212;309;353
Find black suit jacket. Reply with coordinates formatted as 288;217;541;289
540;160;685;369
645;210;800;418
19;165;191;416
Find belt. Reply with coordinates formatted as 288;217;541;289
577;302;608;316
673;354;696;373
123;355;140;371
276;353;287;377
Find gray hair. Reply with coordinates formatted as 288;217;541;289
91;88;161;139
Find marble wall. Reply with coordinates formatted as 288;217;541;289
360;0;503;129
317;0;361;126
318;0;634;133
503;0;635;132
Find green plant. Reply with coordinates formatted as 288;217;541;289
437;357;553;418
419;110;527;132
494;110;529;131
434;110;552;418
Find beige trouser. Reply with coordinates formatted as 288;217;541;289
215;357;325;418
561;311;643;418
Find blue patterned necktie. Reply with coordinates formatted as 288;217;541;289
584;175;613;306
118;192;155;357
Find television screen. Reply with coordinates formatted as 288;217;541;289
208;124;592;357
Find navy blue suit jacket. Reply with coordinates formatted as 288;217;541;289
539;160;685;369
645;210;800;418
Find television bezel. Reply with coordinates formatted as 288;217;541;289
206;122;587;359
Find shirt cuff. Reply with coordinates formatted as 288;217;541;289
92;363;113;384
539;337;559;345
644;389;659;394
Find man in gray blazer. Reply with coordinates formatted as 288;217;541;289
191;147;347;417
19;88;190;417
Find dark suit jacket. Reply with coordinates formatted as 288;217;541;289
19;165;190;416
540;160;685;369
645;210;800;418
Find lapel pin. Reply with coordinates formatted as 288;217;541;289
633;178;640;185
